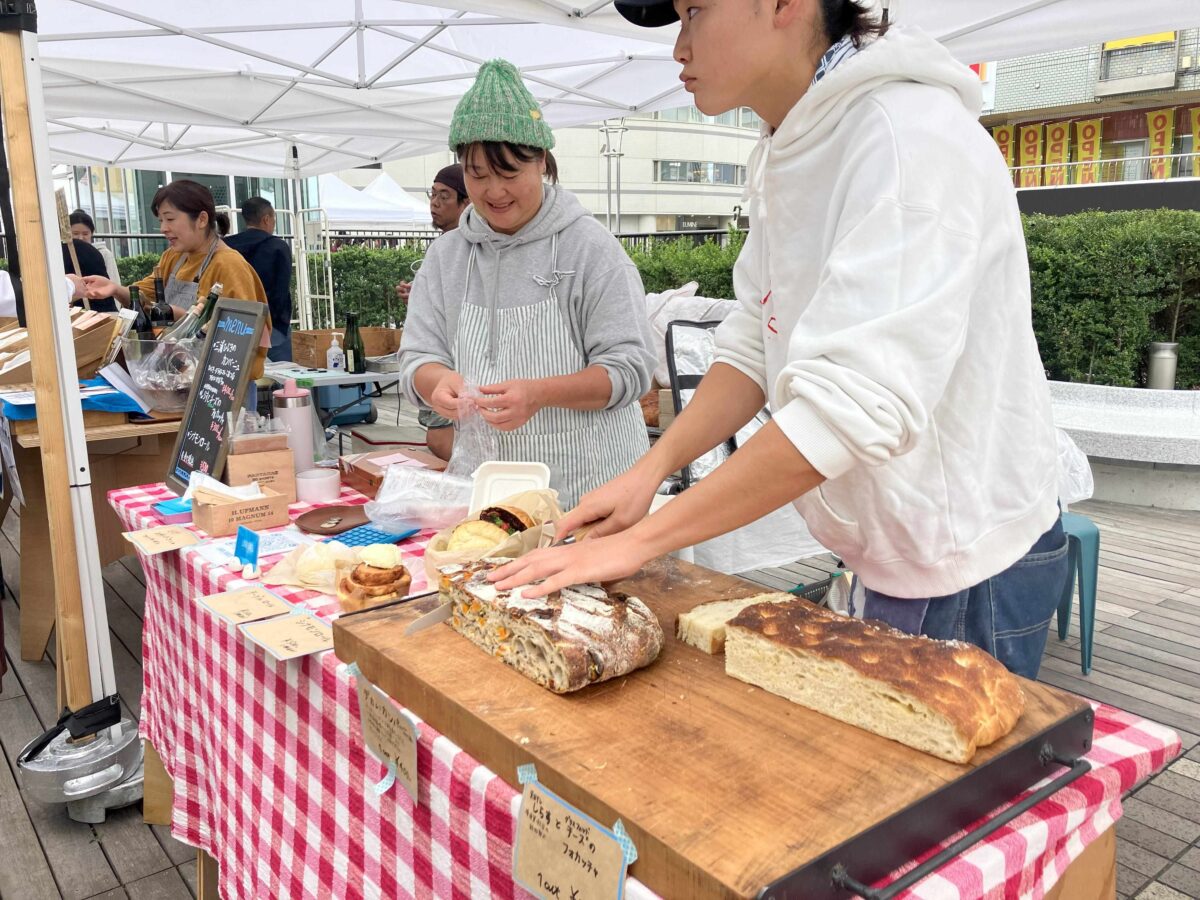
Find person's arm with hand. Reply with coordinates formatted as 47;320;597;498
474;366;612;431
414;363;467;420
492;415;824;596
82;275;130;306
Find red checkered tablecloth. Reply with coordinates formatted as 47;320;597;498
110;482;1180;900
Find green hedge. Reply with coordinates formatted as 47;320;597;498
7;211;1198;387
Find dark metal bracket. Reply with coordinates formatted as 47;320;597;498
757;705;1094;900
830;751;1092;899
0;2;37;33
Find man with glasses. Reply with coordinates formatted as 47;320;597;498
395;164;469;460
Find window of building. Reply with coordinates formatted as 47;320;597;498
655;159;747;185
1178;134;1194;178
1113;139;1149;182
654;106;762;130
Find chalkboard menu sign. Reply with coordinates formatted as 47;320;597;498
165;298;268;495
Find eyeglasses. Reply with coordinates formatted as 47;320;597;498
427;189;459;205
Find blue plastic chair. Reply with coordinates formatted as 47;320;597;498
1056;512;1099;675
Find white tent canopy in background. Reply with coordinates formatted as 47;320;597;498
361;174;432;217
315;173;432;229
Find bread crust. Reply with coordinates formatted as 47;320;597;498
726;600;1025;762
335;562;411;612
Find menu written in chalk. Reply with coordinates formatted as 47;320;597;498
165;299;268;495
514;781;629;900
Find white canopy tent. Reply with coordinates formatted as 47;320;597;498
316;173;432;229
361;173;431;218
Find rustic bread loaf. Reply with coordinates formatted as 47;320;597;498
725;600;1024;763
677;592;794;654
439;559;665;693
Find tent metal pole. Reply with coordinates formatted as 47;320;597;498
0;22;116;713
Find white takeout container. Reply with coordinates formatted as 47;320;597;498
468;460;551;513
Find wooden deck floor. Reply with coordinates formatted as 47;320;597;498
1;392;1198;898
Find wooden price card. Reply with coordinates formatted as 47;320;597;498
240;613;333;660
196;586;291;625
123;525;201;556
514;779;631;900
356;678;420;803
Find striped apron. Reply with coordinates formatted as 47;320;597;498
454;235;649;508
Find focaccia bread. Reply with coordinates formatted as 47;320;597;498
439;560;664;693
677;592;794;654
725;600;1024;764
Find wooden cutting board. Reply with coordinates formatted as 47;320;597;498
333;556;1091;899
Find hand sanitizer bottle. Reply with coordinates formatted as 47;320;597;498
326;335;345;371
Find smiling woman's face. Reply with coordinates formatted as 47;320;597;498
462;144;546;236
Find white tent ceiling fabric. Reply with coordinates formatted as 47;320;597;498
37;1;1200;178
38;1;685;177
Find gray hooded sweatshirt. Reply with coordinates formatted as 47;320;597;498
399;184;655;408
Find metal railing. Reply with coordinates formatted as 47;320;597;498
1009;152;1196;188
620;229;736;252
325;229;439;252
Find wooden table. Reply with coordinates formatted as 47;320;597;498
8;418;180;660
335;558;1095;898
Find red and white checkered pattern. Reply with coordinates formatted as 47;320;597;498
111;483;1181;900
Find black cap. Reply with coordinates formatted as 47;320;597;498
614;0;679;28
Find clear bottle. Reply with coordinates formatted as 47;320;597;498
343;312;367;374
160;281;223;342
326;334;345;371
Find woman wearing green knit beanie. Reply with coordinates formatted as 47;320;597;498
397;59;656;508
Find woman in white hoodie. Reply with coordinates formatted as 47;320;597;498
494;0;1069;679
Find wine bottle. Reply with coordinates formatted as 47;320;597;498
161;281;223;342
343;312;367;374
131;286;154;339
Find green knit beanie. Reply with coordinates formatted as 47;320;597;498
448;59;555;152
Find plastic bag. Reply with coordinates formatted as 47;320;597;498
364;465;474;532
445;380;499;481
1056;428;1094;509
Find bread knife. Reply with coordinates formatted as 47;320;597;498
338;589;437;621
405;599;453;635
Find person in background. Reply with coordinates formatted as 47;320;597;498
225;197;294;362
70;210;121;283
61;238;120;312
0;268;86;317
395;164;470;461
494;0;1069;681
81;179;271;404
398;61;655;507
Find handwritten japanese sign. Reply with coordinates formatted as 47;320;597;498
196;586;291;625
122;525;201;555
514;781;628;900
356;678;420;803
240;613;332;660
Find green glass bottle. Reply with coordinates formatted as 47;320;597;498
343;312;367;374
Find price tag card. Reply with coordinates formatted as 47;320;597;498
514;780;630;900
197;586;292;625
240;612;333;661
356;678;419;803
123;525;201;556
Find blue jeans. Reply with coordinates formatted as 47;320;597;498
858;517;1069;679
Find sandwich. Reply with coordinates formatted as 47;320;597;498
445;505;538;552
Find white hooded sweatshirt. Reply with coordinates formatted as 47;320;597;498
715;26;1059;598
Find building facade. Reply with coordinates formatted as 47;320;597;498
351;107;763;234
980;29;1200;185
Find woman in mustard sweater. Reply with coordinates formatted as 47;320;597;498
83;179;271;380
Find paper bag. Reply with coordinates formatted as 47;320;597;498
422;488;563;581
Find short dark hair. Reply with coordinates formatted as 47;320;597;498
819;0;888;47
241;196;274;227
69;209;96;233
455;142;559;185
151;179;219;236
